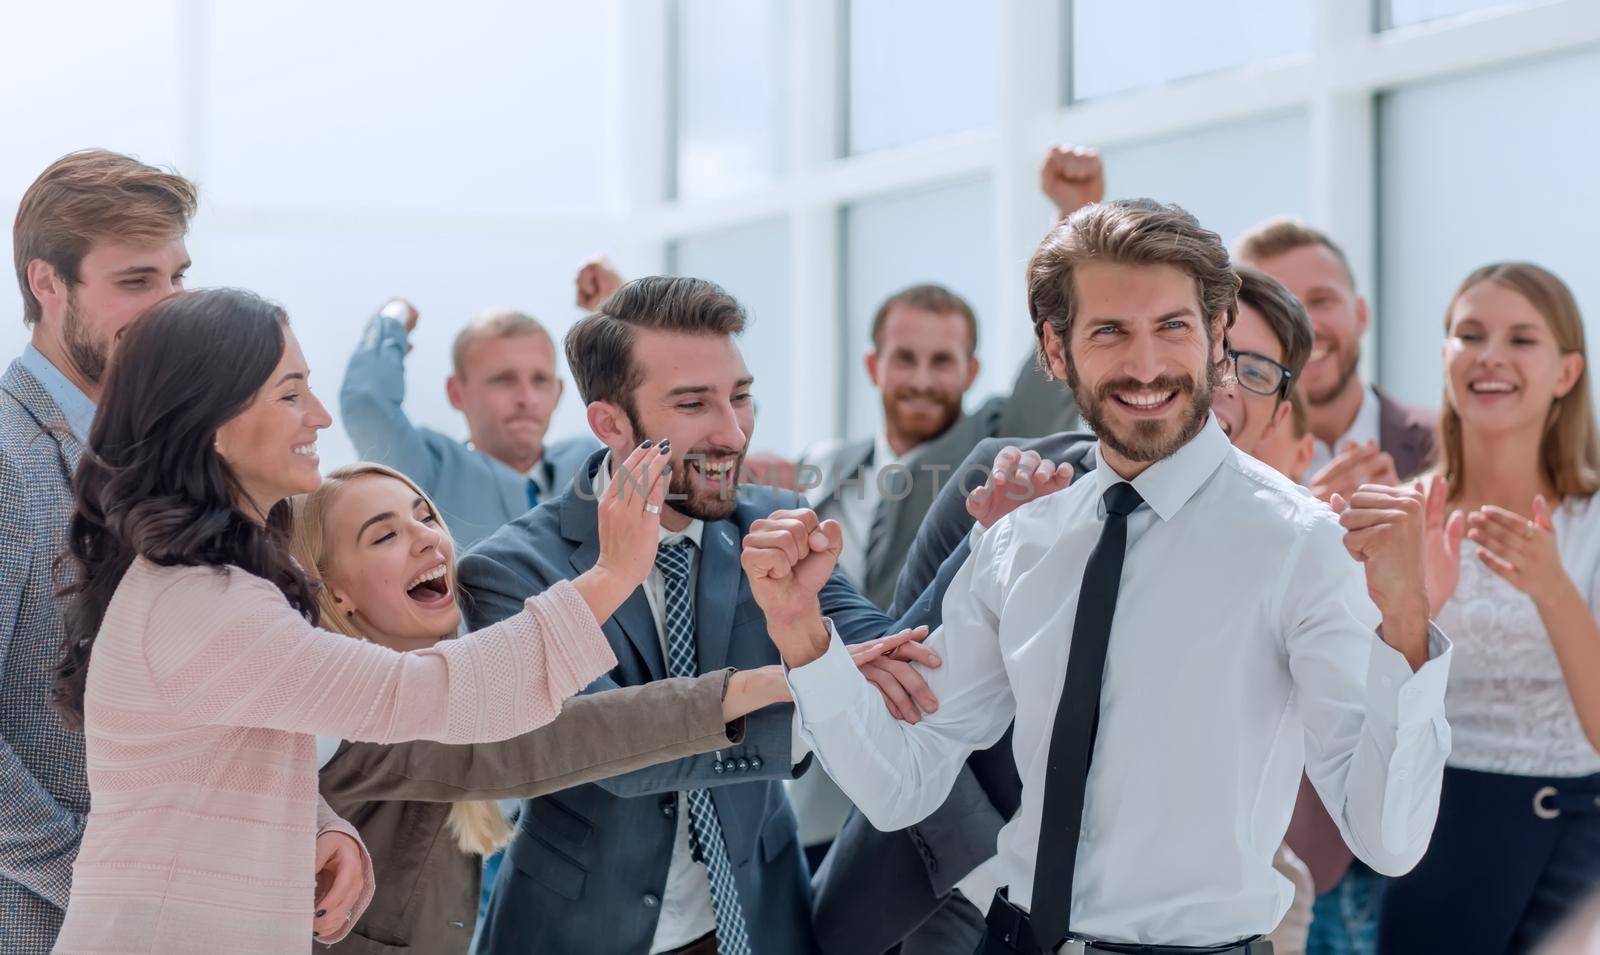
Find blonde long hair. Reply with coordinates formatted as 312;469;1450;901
292;462;513;857
1438;262;1600;501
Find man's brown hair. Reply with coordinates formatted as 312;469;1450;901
1233;216;1355;289
1235;264;1314;383
451;307;555;379
564;275;746;418
1027;198;1240;369
870;283;978;356
13;149;198;326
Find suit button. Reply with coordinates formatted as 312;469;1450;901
736;758;750;771
661;801;677;818
643;893;660;908
713;760;726;774
749;756;763;770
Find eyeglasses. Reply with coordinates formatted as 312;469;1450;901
1228;349;1293;398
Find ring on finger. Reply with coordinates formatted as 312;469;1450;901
645;503;662;515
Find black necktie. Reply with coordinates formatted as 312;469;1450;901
1029;481;1145;949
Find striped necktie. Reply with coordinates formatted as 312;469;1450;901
655;540;752;955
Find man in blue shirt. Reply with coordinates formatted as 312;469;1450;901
2;150;195;954
340;298;598;550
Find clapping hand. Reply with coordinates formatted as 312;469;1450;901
574;442;671;624
1311;439;1400;504
966;445;1075;529
1419;475;1467;616
1467;497;1565;605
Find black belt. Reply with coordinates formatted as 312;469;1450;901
982;889;1273;955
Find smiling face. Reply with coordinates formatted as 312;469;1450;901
213;328;332;516
448;331;563;473
318;473;460;649
1251;243;1367;406
1444;279;1583;438
1043;261;1224;474
1212;301;1290;457
592;327;755;526
30;236;190;390
867;304;980;449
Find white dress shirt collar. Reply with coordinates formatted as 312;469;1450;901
1091;415;1231;523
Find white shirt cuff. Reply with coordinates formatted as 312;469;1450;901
790;710;811;767
784;619;865;727
1365;622;1452;730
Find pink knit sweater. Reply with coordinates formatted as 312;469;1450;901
53;558;616;955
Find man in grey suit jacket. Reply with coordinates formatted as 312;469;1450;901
340;298;599;550
2;150;195;954
460;276;936;955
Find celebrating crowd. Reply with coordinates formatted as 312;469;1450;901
2;144;1598;955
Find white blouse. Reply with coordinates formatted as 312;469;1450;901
1440;493;1600;777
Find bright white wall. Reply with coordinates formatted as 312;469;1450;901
1;0;624;468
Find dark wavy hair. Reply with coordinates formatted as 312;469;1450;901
53;288;321;729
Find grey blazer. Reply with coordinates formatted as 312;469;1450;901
813;432;1097;955
799;359;1078;613
0;361;90;954
458;451;901;955
339;314;599;550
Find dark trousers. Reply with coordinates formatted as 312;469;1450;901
1379;766;1600;954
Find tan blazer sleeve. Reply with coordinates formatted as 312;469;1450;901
318;671;742;803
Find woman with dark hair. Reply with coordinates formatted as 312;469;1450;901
1381;263;1600;953
48;288;667;954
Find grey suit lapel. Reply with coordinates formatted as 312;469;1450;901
559;465;667;680
806;439;873;510
1;361;82;477
693;520;742;671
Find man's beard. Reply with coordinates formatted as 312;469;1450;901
625;408;746;522
1069;362;1217;464
1307;337;1361;407
882;385;963;445
62;291;109;385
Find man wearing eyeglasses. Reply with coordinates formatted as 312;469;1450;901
809;267;1331;955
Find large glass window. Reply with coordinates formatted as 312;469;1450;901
1070;0;1313;101
1386;0;1549;29
669;219;796;455
672;0;786;200
0;1;184;198
846;0;999;154
1097;112;1313;247
190;228;606;469
1377;47;1600;407
205;1;621;216
841;178;995;442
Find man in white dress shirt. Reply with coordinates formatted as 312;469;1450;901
740;200;1453;954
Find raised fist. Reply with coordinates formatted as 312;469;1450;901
576;256;624;311
1040;144;1105;218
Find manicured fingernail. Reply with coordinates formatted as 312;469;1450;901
659;443;670;454
316;909;327;918
641;439;653;448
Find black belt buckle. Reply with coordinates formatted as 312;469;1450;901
984;888;1048;954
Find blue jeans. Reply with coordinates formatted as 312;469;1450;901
468;850;504;955
1306;862;1385;955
